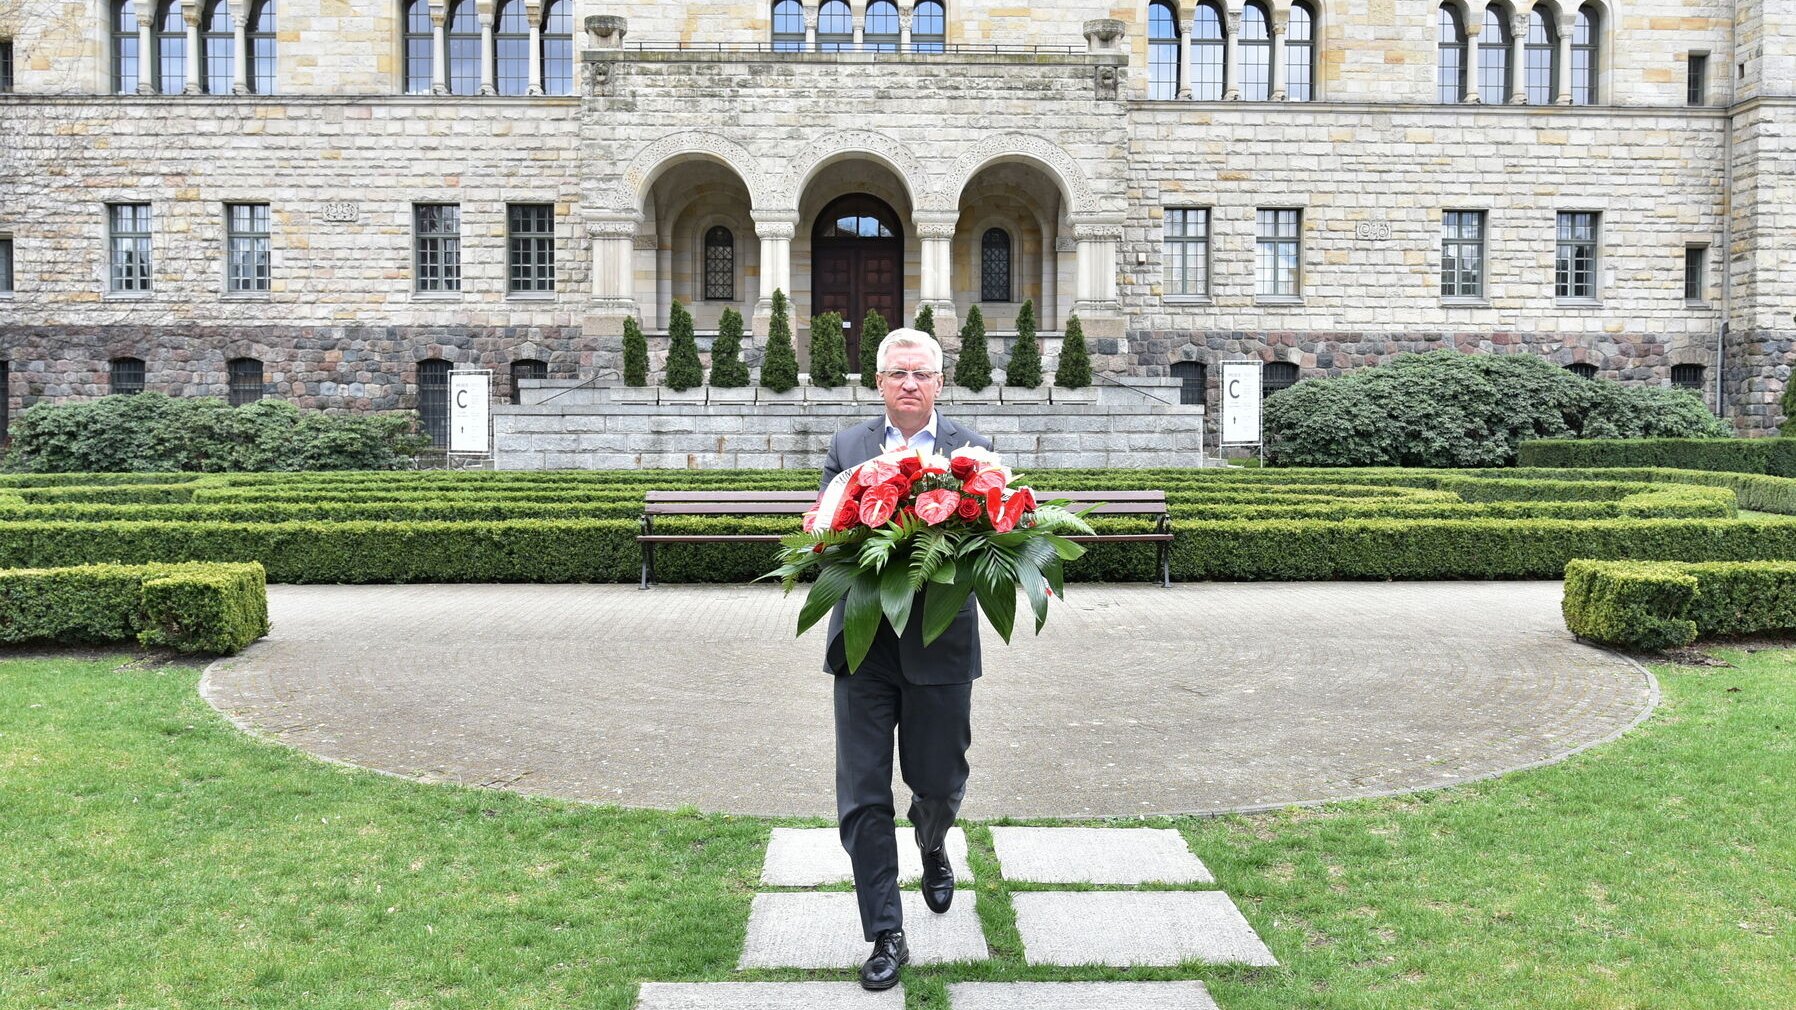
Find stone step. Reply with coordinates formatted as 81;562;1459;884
636;982;902;1008
738;891;989;969
1010;891;1278;967
948;982;1221;1009
989;826;1213;885
760;826;973;887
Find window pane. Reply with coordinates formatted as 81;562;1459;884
1148;2;1178;99
448;0;481;94
1441;210;1485;298
1437;7;1465;103
1256;209;1300;297
0;238;13;293
542;0;574;94
1240;5;1270;101
865;0;899;51
980;229;1011;303
1555;211;1597;298
1479;7;1510;103
1672;364;1704;390
1688;53;1706;105
1287;4;1314;101
247;0;275;94
227;203;271;292
416;204;462;292
817;0;852;51
109;203;153;292
495;0;530;95
704;226;733;300
1526;11;1555;104
1163;208;1208;297
1570;9;1596;104
1684;246;1706;302
1191;5;1224;100
114;1;141;93
912;0;945;52
155;1;186;94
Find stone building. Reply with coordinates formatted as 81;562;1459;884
0;0;1790;443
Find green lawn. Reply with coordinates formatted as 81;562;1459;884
2;649;1792;1009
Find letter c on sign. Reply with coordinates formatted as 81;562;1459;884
455;389;468;409
1228;379;1240;399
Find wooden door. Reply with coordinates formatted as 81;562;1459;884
813;195;905;368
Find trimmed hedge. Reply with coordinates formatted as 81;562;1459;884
1563;559;1796;650
0;562;268;654
1520;438;1796;477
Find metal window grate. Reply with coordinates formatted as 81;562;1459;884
542;0;574;94
1441;210;1485;298
508;203;555;292
980;229;1011;303
1671;364;1705;390
1255;209;1301;297
1555;211;1597;299
109;203;153;292
227;357;263;406
1567;362;1598;379
418;359;450;448
415;204;461;292
704;226;734;300
1171;361;1207;407
1163;208;1208;297
1263;361;1300;395
510;358;547;405
111;357;146;395
227;203;271;292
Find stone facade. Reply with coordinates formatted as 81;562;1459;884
0;0;1791;442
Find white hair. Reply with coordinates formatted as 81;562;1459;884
876;328;944;373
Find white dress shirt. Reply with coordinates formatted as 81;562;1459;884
882;409;939;456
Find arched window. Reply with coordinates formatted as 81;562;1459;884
1671;364;1705;390
865;0;900;52
495;0;529;95
510;358;547;405
247;0;275;94
1263;361;1300;396
704;226;735;301
110;356;146;395
980;229;1012;303
542;0;573;94
1525;9;1556;104
227;357;264;406
417;358;450;447
771;0;805;51
1287;2;1316;101
1172;361;1207;407
1478;5;1510;104
1148;1;1179;100
1566;362;1597;379
202;1;233;94
1571;5;1598;104
817;0;852;51
1240;3;1271;101
153;1;186;95
1437;6;1466;103
1190;2;1225;100
447;0;481;95
912;0;946;53
403;0;433;93
112;0;140;94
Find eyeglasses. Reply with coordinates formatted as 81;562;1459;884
878;369;941;383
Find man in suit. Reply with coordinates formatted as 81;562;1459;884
817;327;993;991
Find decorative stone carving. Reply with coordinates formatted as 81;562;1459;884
752;218;799;241
1095;64;1120;101
939;133;1101;216
586;15;628;48
613;131;774;211
1071;222;1125;242
632;232;658;250
1082;18;1125;52
781;130;928;210
1055;235;1078;254
585;60;614;97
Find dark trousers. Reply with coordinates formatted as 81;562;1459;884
833;634;974;941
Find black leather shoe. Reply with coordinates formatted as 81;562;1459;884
921;847;955;913
858;928;908;991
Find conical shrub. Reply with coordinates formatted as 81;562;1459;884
760;289;799;392
809;311;848;388
710;307;750;387
1055;312;1092;389
1006;299;1043;388
622;316;648;387
954;305;991;391
664;300;704;391
914;304;935;337
859;308;888;389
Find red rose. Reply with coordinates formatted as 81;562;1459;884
859;484;902;527
898;455;923;477
832;494;862;531
915;488;960;525
950;456;978;480
1014;486;1037;513
956;493;984;521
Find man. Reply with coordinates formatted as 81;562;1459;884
817;327;993;991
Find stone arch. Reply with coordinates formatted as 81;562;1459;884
783;130;928;213
939;134;1099;218
613;131;773;212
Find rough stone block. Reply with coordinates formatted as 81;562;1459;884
1010;892;1276;967
989;827;1212;885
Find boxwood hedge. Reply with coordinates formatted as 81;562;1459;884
1563;559;1796;650
0;561;269;654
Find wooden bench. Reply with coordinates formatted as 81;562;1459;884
638;489;1173;589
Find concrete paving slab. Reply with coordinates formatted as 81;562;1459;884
947;982;1221;1010
738;892;989;969
637;983;902;1008
761;827;972;886
1010;892;1277;967
989;827;1212;884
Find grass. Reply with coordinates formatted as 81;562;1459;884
1;649;1792;1009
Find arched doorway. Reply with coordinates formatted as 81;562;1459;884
812;194;903;366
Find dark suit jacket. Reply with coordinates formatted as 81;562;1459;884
819;413;994;684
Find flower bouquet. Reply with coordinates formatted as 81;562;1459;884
759;445;1099;673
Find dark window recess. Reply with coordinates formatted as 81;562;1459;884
510;358;548;405
0;237;13;293
1171;360;1207;407
1263;361;1300;395
507;203;555;293
418;358;450;448
1671;364;1706;390
227;357;264;405
1688;53;1707;105
1;38;14;92
111;357;146;394
1684;246;1707;302
980;228;1011;303
1566;362;1597;379
704;226;734;300
0;361;9;443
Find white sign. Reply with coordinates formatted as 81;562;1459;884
1220;361;1263;446
449;370;492;454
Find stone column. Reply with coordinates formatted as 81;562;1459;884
1554;25;1572;104
1177;20;1193;99
804;5;818;49
1462;17;1482;103
527;1;544;95
432;8;449;95
915;213;960;339
751;214;798;339
898;5;912;49
588;213;644;334
1040;225;1059;330
1508;12;1527;104
182;4;201;94
1269;9;1287;101
231;8;249;94
1222;10;1241;100
852;0;864;48
1071;221;1121;317
479;5;497;95
137;3;155;95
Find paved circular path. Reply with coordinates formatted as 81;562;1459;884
200;582;1656;819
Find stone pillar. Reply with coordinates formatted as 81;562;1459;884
1177;20;1193;99
1462;17;1482;103
588;213;643;335
915;214;960;339
751;214;798;339
1508;13;1527;104
804;5;818;49
479;5;497;95
1222;10;1241;100
432;8;449;95
527;1;544;95
137;4;155;95
182;4;201;94
1555;26;1572;104
898;5;912;49
1040;225;1059;331
231;9;249;94
1269;9;1287;101
1071;221;1121;317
